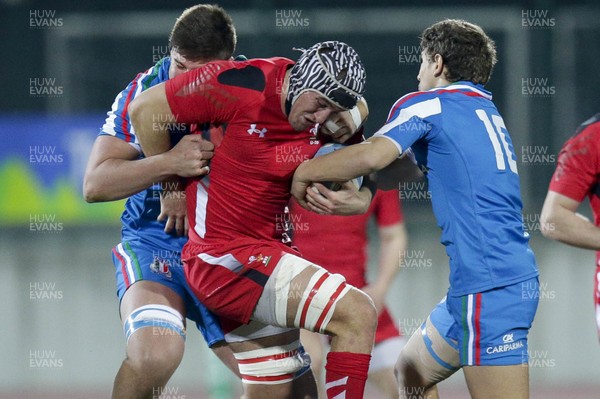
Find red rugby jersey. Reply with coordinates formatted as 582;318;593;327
549;113;600;265
165;57;322;245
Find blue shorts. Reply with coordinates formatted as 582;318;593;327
112;241;225;347
428;297;460;351
431;277;539;366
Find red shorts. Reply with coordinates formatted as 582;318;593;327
182;238;298;333
376;307;401;344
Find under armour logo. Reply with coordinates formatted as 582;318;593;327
247;124;267;138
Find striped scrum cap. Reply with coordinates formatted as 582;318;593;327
287;41;366;110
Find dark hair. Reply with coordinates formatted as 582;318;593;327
420;19;497;85
169;4;236;61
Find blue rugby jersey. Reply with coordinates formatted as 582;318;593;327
374;81;538;296
99;57;188;252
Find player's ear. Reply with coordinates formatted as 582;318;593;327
433;53;445;77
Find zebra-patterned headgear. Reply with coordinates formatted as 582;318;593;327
286;41;365;112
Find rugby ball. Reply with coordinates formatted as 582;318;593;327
312;143;363;191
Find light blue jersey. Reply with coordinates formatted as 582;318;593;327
99;57;188;254
98;57;224;345
374;81;538;296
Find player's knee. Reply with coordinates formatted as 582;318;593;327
396;316;459;391
348;288;378;330
395;351;435;399
330;288;377;337
126;329;185;372
253;254;375;338
126;341;184;375
123;304;186;372
394;348;411;385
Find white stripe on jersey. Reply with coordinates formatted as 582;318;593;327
194;180;209;238
100;91;142;153
384;84;490;122
100;91;121;136
375;97;441;136
437;84;492;100
198;253;243;273
100;65;157;146
116;243;136;285
466;294;475;365
127;68;152;141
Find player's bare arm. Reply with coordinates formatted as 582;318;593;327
129;82;217;178
129;83;176;158
541;190;600;250
362;222;406;313
128;82;200;236
291;136;399;209
83;134;213;202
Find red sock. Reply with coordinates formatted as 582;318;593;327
325;351;371;399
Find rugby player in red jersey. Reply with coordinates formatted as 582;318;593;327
541;113;600;339
130;41;377;399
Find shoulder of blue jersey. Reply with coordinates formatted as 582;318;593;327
386;85;492;122
312;143;363;191
385;90;438;122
